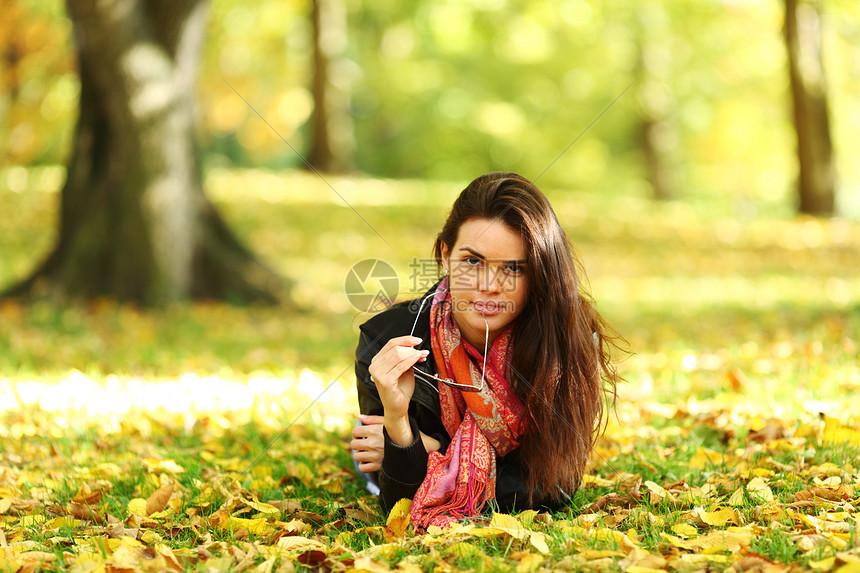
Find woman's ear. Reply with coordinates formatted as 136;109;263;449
440;242;450;274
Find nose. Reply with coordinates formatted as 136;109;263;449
480;265;504;294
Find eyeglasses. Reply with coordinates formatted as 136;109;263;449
409;288;488;393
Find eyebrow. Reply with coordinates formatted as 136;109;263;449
458;247;526;265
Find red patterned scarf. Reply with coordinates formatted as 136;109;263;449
410;278;526;529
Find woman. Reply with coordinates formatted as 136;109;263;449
352;172;621;528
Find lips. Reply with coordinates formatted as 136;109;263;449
472;301;504;316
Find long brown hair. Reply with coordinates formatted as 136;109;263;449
433;172;622;501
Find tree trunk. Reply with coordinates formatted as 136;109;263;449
308;0;353;173
784;0;836;216
634;0;675;201
4;0;283;304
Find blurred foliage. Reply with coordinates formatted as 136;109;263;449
1;0;859;216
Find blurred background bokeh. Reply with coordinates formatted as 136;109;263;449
0;0;858;422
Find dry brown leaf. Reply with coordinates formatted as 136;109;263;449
733;552;791;573
266;499;303;513
146;483;174;516
619;547;668;571
748;419;786;443
69;502;104;523
795;486;854;502
72;482;105;505
585;492;636;512
281;518;311;535
297;549;327;567
292;511;325;525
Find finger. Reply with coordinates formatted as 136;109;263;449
358;414;385;425
383;349;429;379
373;345;427;379
353;428;381;445
353;424;374;439
370;337;425;376
353;450;382;465
379;336;423;352
358;461;381;473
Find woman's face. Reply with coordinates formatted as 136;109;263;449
441;217;529;350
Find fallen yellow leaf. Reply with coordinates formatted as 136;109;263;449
644;481;675;504
677;553;732;566
44;516;77;529
671;523;698;538
823;417;860;446
220;516;275;536
528;531;550;554
489;513;522;530
684;527;754;552
19;515;46;527
386;498;411;538
247;500;280;516
689;447;726;470
810;557;836;571
128;498;148;516
580;549;626;559
625;567;668;573
695;507;740;527
276;536;326;552
835;562;860;573
747;478;774;503
142;458;185;474
445;542;485;559
515;553;543;573
582;474;615;487
350;555;392;573
728;487;745;506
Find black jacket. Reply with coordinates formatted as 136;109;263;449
355;286;567;514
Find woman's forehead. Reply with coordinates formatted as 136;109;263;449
453;218;526;259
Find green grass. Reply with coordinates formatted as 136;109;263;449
1;167;860;571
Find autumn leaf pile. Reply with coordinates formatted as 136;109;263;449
0;389;859;573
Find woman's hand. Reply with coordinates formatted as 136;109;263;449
351;414;442;474
351;415;384;473
368;336;429;447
